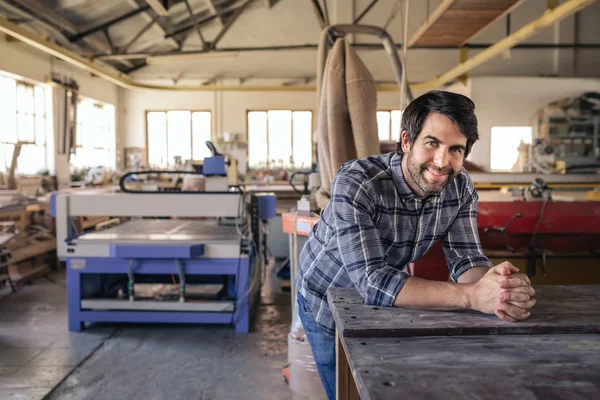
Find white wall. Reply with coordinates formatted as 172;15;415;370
0;34;121;184
470;76;600;169
122;79;414;173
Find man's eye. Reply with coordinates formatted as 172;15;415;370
426;141;437;146
451;148;463;154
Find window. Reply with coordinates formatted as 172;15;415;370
70;98;116;170
146;111;211;167
247;110;312;169
0;75;52;175
490;126;533;170
377;110;403;142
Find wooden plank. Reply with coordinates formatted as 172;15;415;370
336;332;359;400
9;240;56;265
409;0;525;47
328;285;600;338
344;334;600;400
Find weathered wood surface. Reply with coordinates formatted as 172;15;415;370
344;334;600;400
328;285;600;337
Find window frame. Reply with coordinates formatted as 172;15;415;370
0;73;50;175
245;109;314;171
144;109;213;168
489;125;533;171
377;109;403;142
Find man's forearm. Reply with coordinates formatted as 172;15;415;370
393;276;472;310
457;266;490;284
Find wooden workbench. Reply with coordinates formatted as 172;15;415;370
328;285;600;400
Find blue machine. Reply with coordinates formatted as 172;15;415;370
52;188;275;333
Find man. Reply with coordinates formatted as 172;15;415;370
295;91;536;400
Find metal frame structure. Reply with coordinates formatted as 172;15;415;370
1;0;598;90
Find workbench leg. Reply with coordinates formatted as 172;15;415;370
235;259;250;333
67;265;84;332
336;331;359;400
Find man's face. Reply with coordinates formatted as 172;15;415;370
401;112;467;198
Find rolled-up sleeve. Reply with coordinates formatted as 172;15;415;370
331;171;409;306
442;182;494;282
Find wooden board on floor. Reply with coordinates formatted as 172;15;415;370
328;285;600;338
9;264;51;285
8;240;56;265
344;334;600;400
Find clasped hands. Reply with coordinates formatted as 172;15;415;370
469;262;536;322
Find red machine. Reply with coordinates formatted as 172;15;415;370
414;195;600;281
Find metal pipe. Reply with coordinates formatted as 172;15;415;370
310;0;326;28
399;0;410;109
94;42;600;61
411;0;597;92
354;0;379;24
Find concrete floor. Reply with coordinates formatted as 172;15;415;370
0;263;293;400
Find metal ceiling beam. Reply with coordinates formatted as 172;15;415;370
204;0;224;25
68;6;150;42
184;0;207;48
3;13;599;93
124;0;179;51
210;0;250;49
164;2;248;39
165;13;217;38
354;0;379;24
121;16;158;53
1;0;134;69
144;0;169;16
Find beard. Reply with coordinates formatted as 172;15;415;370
405;152;456;197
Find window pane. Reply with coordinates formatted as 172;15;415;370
391;110;402;141
167;110;191;165
0;77;17;143
377;111;391;141
292;111;312;169
77;100;92;148
35;116;45;145
267;110;292;168
17;84;34;115
147;112;167;167
17;144;45;175
0;143;15;172
18;113;35;143
490;126;533;170
192;112;211;160
248;111;268;168
34;86;45;116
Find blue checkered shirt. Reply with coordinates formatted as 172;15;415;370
296;152;493;337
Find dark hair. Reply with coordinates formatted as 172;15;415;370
397;90;479;157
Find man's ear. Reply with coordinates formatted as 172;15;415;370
400;130;412;153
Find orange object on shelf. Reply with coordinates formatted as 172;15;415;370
282;212;320;236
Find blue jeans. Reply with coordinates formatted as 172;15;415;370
297;293;336;400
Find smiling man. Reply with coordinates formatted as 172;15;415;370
295;91;536;400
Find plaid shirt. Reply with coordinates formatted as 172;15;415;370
296;152;493;337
